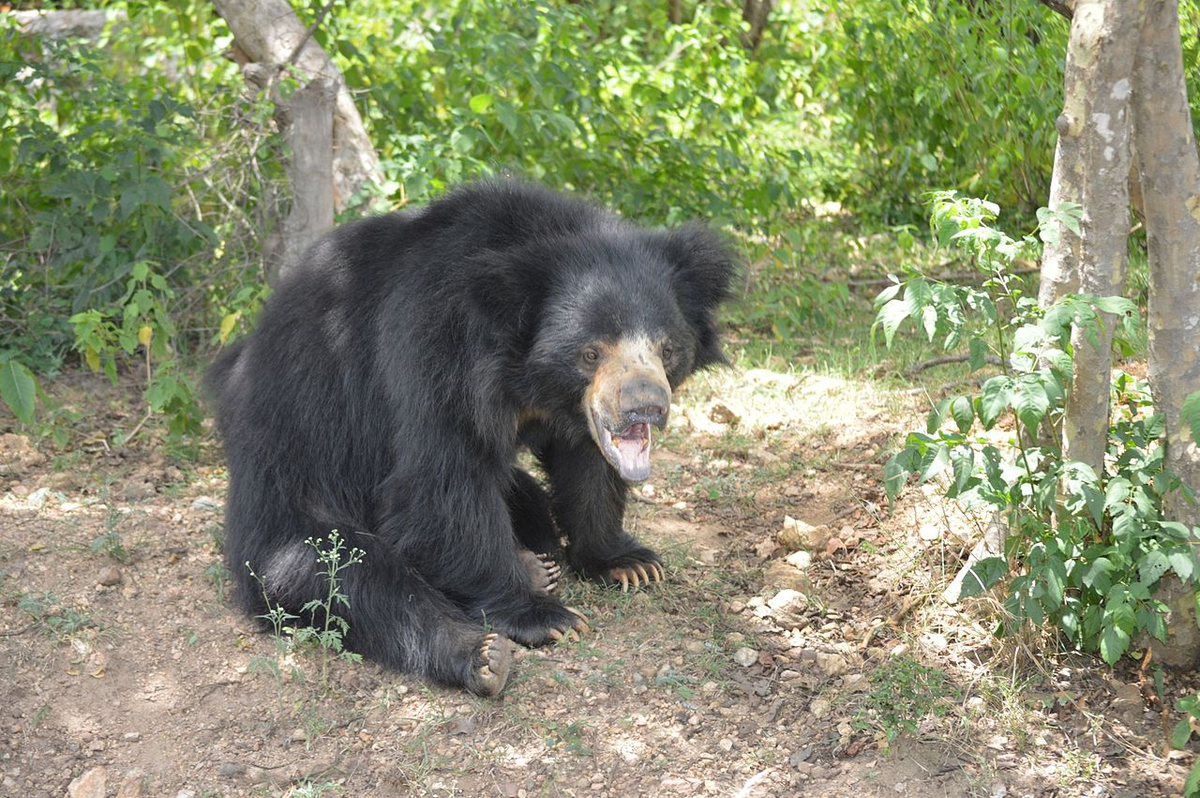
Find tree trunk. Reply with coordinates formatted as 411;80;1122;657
1037;0;1136;477
276;77;336;284
212;0;382;216
1130;0;1200;527
741;0;773;51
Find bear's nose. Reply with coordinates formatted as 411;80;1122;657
625;405;667;429
621;375;669;428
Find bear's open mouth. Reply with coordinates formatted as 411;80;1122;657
591;414;653;482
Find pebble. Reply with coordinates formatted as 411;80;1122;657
98;566;122;587
718;738;734;752
191;497;222;512
815;652;848;677
67;766;106;798
733;647;759;667
809;697;832;718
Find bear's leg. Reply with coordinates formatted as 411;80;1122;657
507;467;560;555
233;523;513;696
381;477;588;646
508;468;562;594
537;437;665;591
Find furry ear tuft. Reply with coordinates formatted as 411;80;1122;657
655;223;737;368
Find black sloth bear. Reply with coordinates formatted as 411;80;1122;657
206;180;733;695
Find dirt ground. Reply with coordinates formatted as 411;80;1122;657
0;365;1194;797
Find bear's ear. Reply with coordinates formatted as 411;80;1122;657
653;222;737;369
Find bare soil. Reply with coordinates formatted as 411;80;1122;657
0;366;1194;797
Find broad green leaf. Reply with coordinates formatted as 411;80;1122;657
927;397;951;434
1171;550;1197;581
1172;717;1194;749
1099;620;1130;665
1091;295;1136;317
968;337;988;373
468;93;494;113
874;297;912;348
0;360;37;425
957;556;1008;600
1081;557;1113;592
883;451;910;506
950;395;974;434
916;442;950;484
977;375;1012;429
1011;375;1050;434
1139;549;1172;586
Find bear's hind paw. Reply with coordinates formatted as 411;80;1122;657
467;632;513;697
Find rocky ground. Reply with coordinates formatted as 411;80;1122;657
0;366;1194;797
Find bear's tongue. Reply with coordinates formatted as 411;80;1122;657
612;422;651;482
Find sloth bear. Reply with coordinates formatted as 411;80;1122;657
206;180;734;695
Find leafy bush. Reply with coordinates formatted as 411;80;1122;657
814;1;1067;222
0;12;277;435
879;192;1200;665
325;0;815;233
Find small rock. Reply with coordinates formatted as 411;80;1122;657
785;550;812;569
728;600;746;615
733;647;759;667
718;738;734;752
778;516;829;552
755;537;780;560
816;652;849;677
98;566;122;587
68;766;107;798
122;731;140;741
809;697;832;719
768;588;807;611
889;642;910;658
26;486;53;509
789;747;812;767
191;496;222;512
10;484;29;498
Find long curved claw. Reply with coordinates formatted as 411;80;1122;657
566;606;590;632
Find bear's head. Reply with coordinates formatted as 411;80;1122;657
518;223;736;482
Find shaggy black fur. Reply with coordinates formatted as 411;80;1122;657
206;179;734;695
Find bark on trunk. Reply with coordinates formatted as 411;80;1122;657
12;10;117;39
212;0;382;216
1037;0;1136;476
1131;0;1200;527
277;77;336;285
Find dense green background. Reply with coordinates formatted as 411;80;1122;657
0;0;1198;428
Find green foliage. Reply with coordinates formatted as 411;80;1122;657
814;2;1067;221
18;591;100;641
330;1;813;232
853;656;960;746
1;8;278;436
1173;694;1200;797
0;359;38;425
881;193;1200;666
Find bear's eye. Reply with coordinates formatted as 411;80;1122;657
662;345;674;362
583;349;599;364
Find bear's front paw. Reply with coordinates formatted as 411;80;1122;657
587;548;665;592
518;549;561;595
492;596;589;648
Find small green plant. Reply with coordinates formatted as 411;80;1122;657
879;192;1200;665
89;530;130;563
853;656;959;747
248;530;365;693
18;592;99;641
1172;694;1200;796
204;562;231;603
